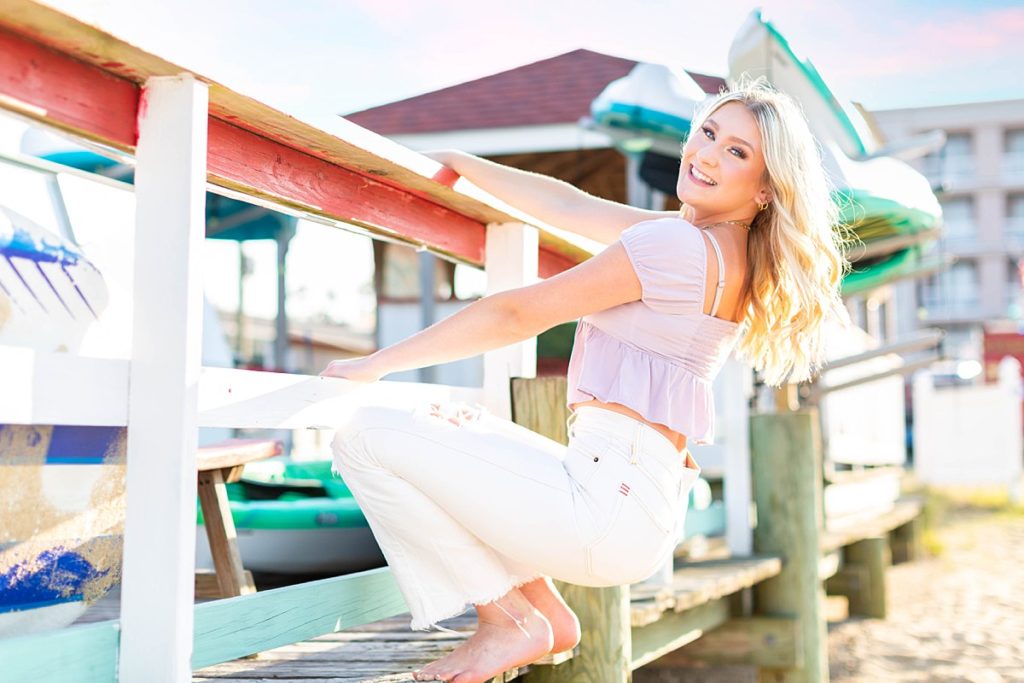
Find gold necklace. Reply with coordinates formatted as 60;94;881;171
698;219;752;231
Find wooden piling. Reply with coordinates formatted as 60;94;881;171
891;516;923;564
844;537;889;619
750;409;828;683
512;377;632;683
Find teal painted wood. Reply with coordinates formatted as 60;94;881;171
192;566;407;668
684;502;726;539
0;620;119;683
0;567;407;680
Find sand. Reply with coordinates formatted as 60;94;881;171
635;505;1024;682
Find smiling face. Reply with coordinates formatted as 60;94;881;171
677;100;772;221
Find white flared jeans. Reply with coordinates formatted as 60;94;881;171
330;401;701;633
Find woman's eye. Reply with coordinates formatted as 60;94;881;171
702;126;714;140
730;148;746;159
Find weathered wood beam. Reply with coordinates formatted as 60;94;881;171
890;515;924;564
512;377;632;683
750;410;828;683
0;0;594;276
650;616;802;670
0;25;137;147
630;599;730;670
844;536;890;619
821;498;922;552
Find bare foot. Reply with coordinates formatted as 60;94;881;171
412;588;553;682
518;576;581;655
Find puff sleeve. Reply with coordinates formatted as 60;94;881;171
618;218;704;314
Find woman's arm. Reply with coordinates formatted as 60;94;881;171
320;239;643;382
320;290;527;381
426;149;674;245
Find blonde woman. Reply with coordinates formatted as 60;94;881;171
320;79;853;683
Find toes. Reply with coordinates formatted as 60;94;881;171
414;659;458;681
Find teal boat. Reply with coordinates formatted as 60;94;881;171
194;457;727;575
728;9;945;268
589;62;708;154
841;245;951;298
196;459;385;575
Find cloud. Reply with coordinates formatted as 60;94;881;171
33;0;1024;117
803;5;1024;80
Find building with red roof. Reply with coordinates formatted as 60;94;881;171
344;48;724;205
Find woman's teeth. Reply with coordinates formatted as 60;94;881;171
690;165;717;186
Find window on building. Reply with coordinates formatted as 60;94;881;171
922;132;974;182
940;197;974;244
945;133;973;175
1008;194;1024;239
923;259;979;315
856;296;868;332
877;298;889;341
1008;256;1024;318
1005;130;1024;179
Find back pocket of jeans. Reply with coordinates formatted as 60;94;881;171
586;494;669;585
564;431;610;489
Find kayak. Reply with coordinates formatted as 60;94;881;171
728;8;879;160
0;423;125;638
0;205;108;352
841;245;951;297
727;10;943;261
0;201;118;637
589;62;707;153
196;459;386;575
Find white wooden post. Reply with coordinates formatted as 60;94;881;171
119;74;209;682
721;356;755;555
482;222;538;419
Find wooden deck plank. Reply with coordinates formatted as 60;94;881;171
820;497;923;552
630;555;783;628
189;605;566;681
69;554;786;682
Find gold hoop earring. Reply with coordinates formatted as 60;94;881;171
758;200;770;212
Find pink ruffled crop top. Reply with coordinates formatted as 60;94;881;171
565;217;744;445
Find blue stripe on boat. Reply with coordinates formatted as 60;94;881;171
0;220;83;264
0;547;109;613
45;425;122;464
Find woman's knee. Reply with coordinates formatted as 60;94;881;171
331;404;409;469
330;428;360;473
335;405;406;440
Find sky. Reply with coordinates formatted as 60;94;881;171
40;0;1024;120
3;0;1022;352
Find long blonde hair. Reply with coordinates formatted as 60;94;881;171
684;78;857;387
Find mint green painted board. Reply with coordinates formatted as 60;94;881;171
684;502;727;539
192;566;407;669
0;620;119;683
0;567;408;680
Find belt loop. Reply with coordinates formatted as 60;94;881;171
629;423;641;464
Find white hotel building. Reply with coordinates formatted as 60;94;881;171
872;98;1024;359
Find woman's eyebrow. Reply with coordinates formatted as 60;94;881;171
706;118;755;151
